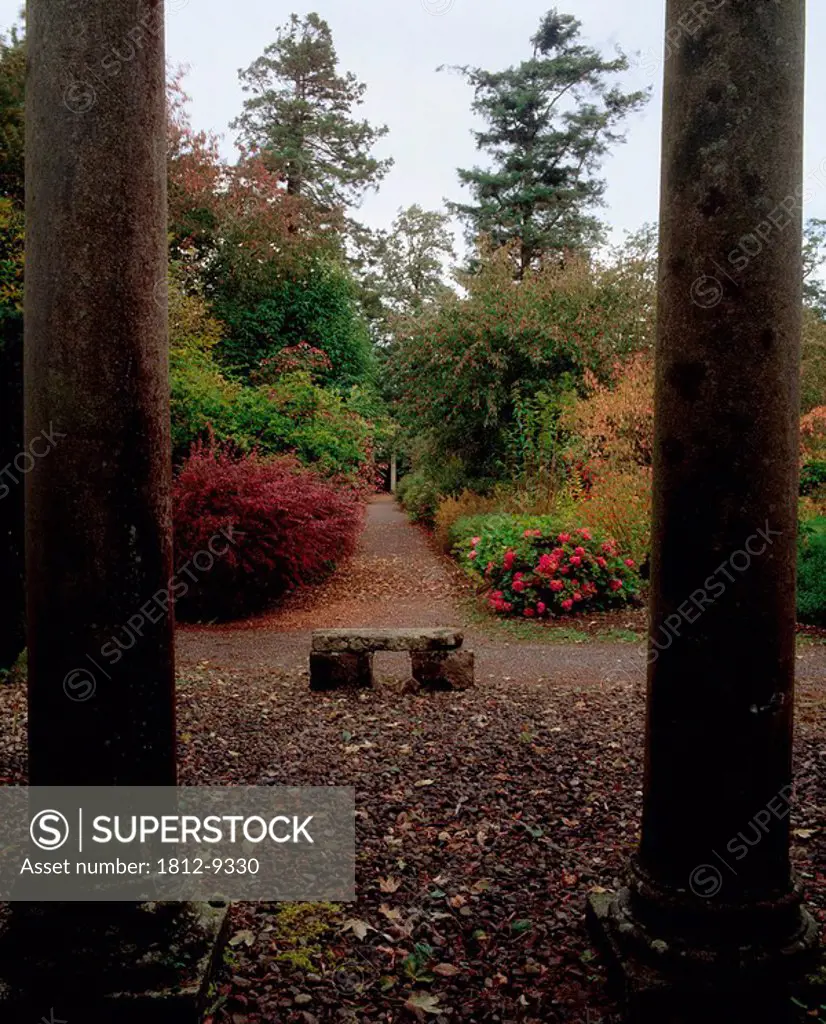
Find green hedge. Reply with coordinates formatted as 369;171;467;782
396;471;443;524
171;359;372;479
798;517;826;626
800;461;826;497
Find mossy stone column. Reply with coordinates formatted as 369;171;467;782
589;1;818;1015
25;0;175;786
13;5;228;1018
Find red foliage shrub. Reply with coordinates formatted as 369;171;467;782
173;440;364;620
251;342;333;385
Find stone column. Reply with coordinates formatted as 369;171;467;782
0;318;24;671
25;0;175;787
589;0;817;1013
8;3;227;1018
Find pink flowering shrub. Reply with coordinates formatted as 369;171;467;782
469;526;640;619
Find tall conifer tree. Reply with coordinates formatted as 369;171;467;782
233;13;392;211
447;10;648;276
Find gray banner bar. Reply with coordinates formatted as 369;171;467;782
0;787;355;900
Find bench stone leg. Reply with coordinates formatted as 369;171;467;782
310;651;374;692
410;650;474;692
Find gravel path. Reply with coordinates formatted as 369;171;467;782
177;494;826;691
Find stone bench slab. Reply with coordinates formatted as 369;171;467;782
311;627;463;654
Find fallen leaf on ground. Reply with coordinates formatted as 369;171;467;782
341;919;374;941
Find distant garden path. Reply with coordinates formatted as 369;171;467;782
176;495;826;690
177;494;641;686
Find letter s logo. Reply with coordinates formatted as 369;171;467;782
30;810;70;850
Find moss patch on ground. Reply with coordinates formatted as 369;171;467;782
271;902;343;972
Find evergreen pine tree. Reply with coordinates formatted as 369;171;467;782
233;13;393;211
447;10;648;276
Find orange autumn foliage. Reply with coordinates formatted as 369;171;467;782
801;405;826;462
563;353;654;468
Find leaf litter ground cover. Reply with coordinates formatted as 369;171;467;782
0;496;823;1021
186;665;826;1023
0;661;820;1023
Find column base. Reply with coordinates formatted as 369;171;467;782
587;888;821;1023
0;901;228;1023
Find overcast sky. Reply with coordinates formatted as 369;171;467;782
5;0;826;247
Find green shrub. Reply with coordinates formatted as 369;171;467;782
167;265;377;479
800;461;826;497
798;517;826;626
171;358;374;480
397;471;442;525
232;374;372;478
212;257;374;387
449;513;565;573
170;350;238;461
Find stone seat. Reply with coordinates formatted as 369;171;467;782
309;627;474;693
311;627;463;654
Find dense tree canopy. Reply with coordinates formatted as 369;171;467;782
352;205;457;350
372;205;457;318
391;240;652;483
208;254;374;387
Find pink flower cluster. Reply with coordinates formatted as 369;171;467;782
480;526;639;620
